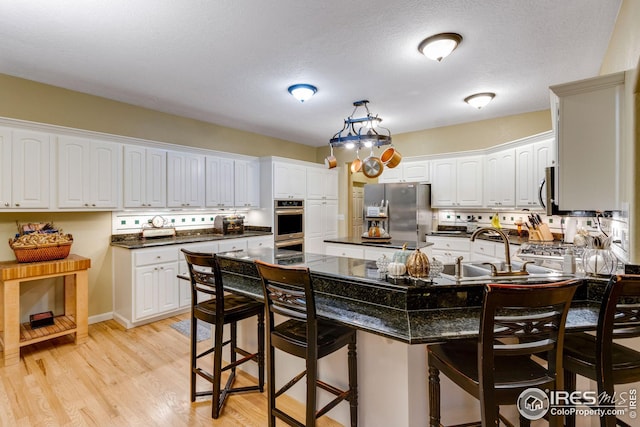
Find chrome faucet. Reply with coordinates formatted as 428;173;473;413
470;227;530;276
454;256;464;280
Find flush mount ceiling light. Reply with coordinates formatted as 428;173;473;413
418;33;463;62
464;92;496;109
287;84;317;103
329;100;391;149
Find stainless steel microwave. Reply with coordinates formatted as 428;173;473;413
540;167;603;217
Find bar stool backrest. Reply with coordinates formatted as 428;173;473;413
479;279;581;396
255;260;316;323
181;249;224;317
597;275;640;379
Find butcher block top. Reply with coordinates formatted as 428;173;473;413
0;254;91;281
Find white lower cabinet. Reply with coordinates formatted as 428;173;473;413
305;199;338;255
247;235;274;249
325;243;364;259
114;237;257;329
428;236;471;264
115;246;181;326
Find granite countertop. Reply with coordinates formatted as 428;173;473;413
216;247;602;344
111;230;272;249
324;236;433;250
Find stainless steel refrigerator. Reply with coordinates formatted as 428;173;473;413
363;183;432;242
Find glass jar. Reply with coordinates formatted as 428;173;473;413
428;257;444;278
582;248;617;276
376;254;390;273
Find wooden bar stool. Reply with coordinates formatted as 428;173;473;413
562;274;640;427
254;259;358;427
181;250;265;419
427;279;580;427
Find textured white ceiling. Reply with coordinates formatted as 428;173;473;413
0;0;622;147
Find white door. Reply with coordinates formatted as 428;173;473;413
11;130;50;208
431;159;456;207
0;128;11;208
89;140;121;208
158;262;180;313
456;156;483;207
134;266;158;320
145;148;167;207
351;184;364;237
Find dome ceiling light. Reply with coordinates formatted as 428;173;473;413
464;92;496;109
287;84;317;103
418;33;463;62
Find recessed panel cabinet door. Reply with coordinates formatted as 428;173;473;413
157;262;179;313
0;128;13;208
58;137;121;208
11;130;50;209
205;156;235;208
134;266;158;320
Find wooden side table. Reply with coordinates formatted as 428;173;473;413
0;254;91;366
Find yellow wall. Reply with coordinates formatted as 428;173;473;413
1;212;112;318
0;74;317;161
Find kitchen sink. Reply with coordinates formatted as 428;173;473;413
441;263;493;278
440;261;572;284
470;261;556;275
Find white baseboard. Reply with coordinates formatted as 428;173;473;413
88;312;113;325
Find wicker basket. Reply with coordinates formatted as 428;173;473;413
10;241;73;263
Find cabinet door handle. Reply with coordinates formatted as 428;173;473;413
14;203;20;207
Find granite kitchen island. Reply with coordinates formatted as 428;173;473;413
216;247;602;427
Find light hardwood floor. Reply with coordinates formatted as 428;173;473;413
0;314;343;427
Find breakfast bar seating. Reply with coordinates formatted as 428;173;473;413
562;274;640;427
182;250;265;419
427;279;581;427
255;260;358;427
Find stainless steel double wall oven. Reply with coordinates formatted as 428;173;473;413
274;200;304;252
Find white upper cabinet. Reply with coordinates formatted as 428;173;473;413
205;156;235;208
234;158;260;207
378;160;430;183
306;167;338;200
167;151;205;208
123;146;167;208
273;162;306;199
431;155;483;207
0;128;11;208
550;71;627;211
484;148;515;208
515;136;555;208
57;136;121;209
1;129;51;209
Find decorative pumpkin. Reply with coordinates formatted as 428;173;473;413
387;262;406;277
406;249;430;278
368;225;381;237
392;243;411;264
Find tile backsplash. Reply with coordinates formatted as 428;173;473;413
111;208;267;235
434;209;628;263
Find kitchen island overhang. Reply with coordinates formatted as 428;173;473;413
216;247;603;344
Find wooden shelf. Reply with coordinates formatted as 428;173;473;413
19;315;77;346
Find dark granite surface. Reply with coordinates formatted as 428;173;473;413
216;247;603;344
110;229;272;249
323;236;433;250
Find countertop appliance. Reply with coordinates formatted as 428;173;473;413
364;183;432;243
214;215;245;235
